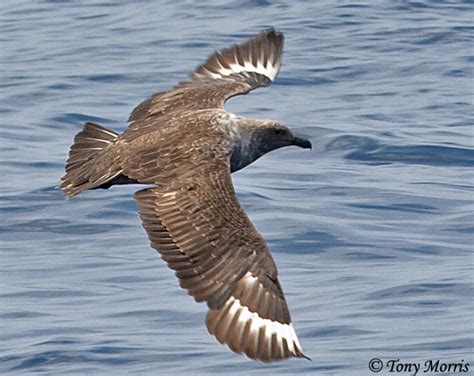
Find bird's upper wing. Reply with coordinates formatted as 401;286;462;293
126;29;283;136
134;158;305;362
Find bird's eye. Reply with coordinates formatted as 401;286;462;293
273;128;283;135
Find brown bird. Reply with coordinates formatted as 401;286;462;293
61;29;311;362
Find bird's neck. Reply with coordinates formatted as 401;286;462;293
222;114;264;172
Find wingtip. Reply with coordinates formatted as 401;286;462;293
262;27;284;48
258;27;284;47
55;183;70;200
261;27;283;37
302;353;312;361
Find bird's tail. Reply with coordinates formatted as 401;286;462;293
60;122;121;198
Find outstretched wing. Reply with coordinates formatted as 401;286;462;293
134;159;306;362
127;29;284;134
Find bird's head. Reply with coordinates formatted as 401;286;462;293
228;117;312;172
253;121;312;154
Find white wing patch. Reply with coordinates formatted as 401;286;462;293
193;56;280;82
213;58;280;82
191;29;283;85
225;296;303;356
207;272;305;361
238;273;303;355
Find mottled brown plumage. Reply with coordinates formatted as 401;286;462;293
60;29;311;362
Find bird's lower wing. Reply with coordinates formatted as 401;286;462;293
134;160;306;361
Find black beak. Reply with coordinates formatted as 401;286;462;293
292;136;312;149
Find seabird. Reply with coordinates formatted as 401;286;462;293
60;29;312;362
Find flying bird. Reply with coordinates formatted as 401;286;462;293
61;29;312;362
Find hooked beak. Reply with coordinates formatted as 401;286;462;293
292;136;312;149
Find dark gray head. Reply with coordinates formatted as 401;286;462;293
252;121;312;154
229;119;311;172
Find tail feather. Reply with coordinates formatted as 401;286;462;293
60;122;121;198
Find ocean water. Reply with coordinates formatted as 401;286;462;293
1;1;473;375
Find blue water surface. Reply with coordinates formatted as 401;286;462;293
1;1;473;375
